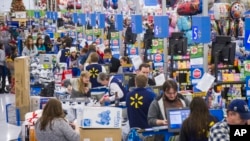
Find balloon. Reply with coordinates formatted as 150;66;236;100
230;2;246;19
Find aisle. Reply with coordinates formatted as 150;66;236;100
0;93;21;141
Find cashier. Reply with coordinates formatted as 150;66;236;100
97;72;127;103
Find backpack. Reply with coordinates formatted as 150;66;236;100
40;81;55;97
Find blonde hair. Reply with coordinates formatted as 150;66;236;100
77;71;90;94
85;52;94;64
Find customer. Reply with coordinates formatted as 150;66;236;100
209;99;250;141
179;97;218;141
36;37;46;54
64;71;91;98
147;79;188;141
35;99;80;141
128;63;155;88
117;56;133;73
103;48;120;73
22;36;38;58
98;72;127;103
126;74;156;129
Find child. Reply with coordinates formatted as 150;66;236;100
67;47;79;69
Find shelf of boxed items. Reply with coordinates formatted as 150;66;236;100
171;55;192;91
213;62;246;103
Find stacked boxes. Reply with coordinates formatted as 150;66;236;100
14;56;30;120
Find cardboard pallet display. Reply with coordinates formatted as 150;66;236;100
14;56;30;121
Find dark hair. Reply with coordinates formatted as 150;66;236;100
120;56;130;64
162;79;178;93
104;48;112;54
0;43;3;49
88;44;96;52
182;97;213;140
25;36;34;50
80;48;88;54
63;37;72;47
39;99;65;131
139;63;151;70
36;37;43;47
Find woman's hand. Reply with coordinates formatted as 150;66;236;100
84;87;89;93
156;120;168;126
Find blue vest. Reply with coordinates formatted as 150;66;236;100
86;64;102;88
60;48;70;63
109;77;127;102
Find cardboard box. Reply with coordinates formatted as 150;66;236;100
80;128;122;141
14;56;30;120
77;107;122;128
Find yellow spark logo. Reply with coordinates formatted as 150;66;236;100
89;68;99;78
130;93;143;108
65;50;70;57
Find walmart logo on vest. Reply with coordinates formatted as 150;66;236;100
130;93;143;108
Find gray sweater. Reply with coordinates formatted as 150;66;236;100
35;118;80;141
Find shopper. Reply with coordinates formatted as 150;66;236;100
0;43;6;94
64;71;91;98
147;79;188;141
67;47;79;69
126;74;156;129
103;48;120;73
35;99;80;141
117;56;131;73
22;36;38;58
85;52;106;88
209;99;250;141
128;63;155;88
179;97;218;141
36;37;46;54
98;72;127;103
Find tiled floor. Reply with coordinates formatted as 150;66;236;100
0;93;21;141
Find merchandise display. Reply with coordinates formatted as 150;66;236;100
2;0;250;141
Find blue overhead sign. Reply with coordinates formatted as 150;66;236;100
34;11;40;19
245;18;250;51
131;15;143;34
72;13;78;24
78;13;86;25
144;0;158;6
90;13;96;27
192;16;211;43
52;12;58;20
98;13;105;28
154;16;169;38
115;14;123;31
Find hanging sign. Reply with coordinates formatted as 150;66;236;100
245;18;250;51
154;16;169;38
192;16;211;43
115;14;123;31
90;13;96;27
72;13;78;24
78;13;86;25
98;13;105;29
131;15;143;34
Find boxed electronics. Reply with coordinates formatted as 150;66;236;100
14;56;30;120
80;128;122;141
77;106;122;128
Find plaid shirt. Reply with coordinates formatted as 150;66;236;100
209;119;230;141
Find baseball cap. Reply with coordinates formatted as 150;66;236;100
227;99;250;120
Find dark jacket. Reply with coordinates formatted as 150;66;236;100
109;57;121;73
